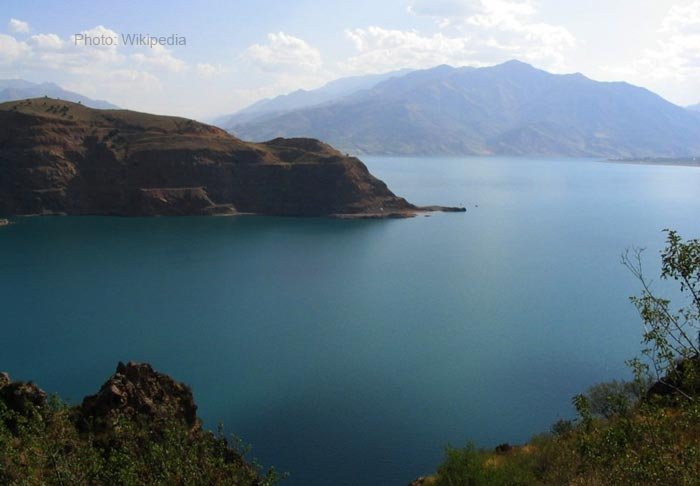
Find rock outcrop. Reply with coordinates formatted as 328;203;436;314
0;372;47;416
80;361;199;432
409;477;434;486
0;363;199;432
0;98;464;218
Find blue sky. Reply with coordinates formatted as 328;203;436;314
1;0;698;118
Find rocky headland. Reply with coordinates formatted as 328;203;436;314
0;98;464;218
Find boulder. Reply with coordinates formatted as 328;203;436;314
0;372;47;416
495;443;514;454
80;361;199;431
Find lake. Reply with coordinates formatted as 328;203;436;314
1;156;699;485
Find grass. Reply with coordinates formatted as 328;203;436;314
427;387;700;486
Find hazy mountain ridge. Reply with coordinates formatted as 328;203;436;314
0;79;118;109
213;69;411;127
226;61;700;157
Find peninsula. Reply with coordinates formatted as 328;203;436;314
0;98;463;218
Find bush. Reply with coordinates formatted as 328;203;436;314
0;397;280;486
434;443;537;486
583;379;648;419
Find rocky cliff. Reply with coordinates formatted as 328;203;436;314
0;98;462;218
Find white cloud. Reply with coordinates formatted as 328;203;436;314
466;0;538;28
606;2;700;84
343;27;478;72
0;25;175;110
0;33;30;64
0;22;242;117
50;26;125;71
28;33;63;50
400;0;576;71
0;24;192;78
237;9;574;110
238;32;329;100
196;62;226;78
8;18;29;34
132;44;188;72
245;32;322;72
408;0;533;26
407;0;475;19
661;1;700;35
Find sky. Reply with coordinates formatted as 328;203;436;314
0;0;698;119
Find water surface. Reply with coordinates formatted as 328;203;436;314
1;156;699;485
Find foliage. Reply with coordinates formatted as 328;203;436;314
432;397;700;486
623;230;700;399
435;443;537;486
581;378;649;419
0;396;281;486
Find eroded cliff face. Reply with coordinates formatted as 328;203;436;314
0;98;421;217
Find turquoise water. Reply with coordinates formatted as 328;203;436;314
2;156;700;485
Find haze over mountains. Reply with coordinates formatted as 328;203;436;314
220;60;700;158
0;80;118;109
212;69;410;127
5;64;700;159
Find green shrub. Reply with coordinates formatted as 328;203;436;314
0;397;280;486
435;443;537;486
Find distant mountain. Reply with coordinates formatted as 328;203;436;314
687;103;700;113
214;69;411;127
0;80;118;109
226;61;700;157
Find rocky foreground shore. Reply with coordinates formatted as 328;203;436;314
1;362;200;431
0;362;272;485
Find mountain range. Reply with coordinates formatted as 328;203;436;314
0;79;118;109
220;61;700;158
212;69;410;127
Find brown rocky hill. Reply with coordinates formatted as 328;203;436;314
0;98;462;218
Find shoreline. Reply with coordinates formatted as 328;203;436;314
0;206;466;221
605;159;700;168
